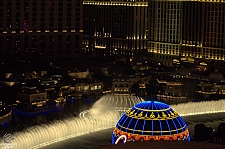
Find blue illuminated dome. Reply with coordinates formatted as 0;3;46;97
112;101;189;143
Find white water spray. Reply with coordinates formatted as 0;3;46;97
171;100;225;116
1;96;225;149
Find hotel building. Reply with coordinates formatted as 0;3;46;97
0;0;83;60
83;0;148;57
83;0;225;71
147;0;225;71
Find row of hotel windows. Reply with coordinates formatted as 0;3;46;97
75;85;101;91
1;28;80;34
148;43;179;55
89;37;145;48
157;20;180;27
1;12;80;19
156;36;179;43
148;43;225;60
1;44;80;51
1;35;80;41
204;4;225;11
2;12;80;18
205;26;225;33
0;35;80;50
0;50;80;56
1;1;75;6
155;2;181;8
203;34;225;47
157;10;180;15
114;88;129;92
2;7;80;13
149;51;225;62
204;40;225;47
153;2;225;10
206;12;225;18
2;8;80;15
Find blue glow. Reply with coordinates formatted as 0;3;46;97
176;116;183;132
142;101;152;135
3;122;8;126
115;101;188;137
151;120;154;135
119;114;129;131
165;119;172;135
117;113;126;125
133;112;140;134
165;109;178;134
135;101;170;110
188;135;191;141
13;108;57;117
126;117;134;132
112;133;115;144
142;118;146;135
85;99;93;102
171;118;178;134
154;103;162;135
178;116;188;131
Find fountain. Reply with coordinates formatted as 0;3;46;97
2;110;121;149
88;94;144;115
1;96;225;149
171;100;225;116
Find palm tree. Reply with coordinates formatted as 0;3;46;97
216;123;225;144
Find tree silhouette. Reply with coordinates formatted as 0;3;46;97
215;123;225;144
0;84;18;104
193;124;212;142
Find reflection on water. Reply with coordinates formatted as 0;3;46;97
0;101;94;136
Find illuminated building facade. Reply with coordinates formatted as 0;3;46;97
147;0;225;71
112;101;189;144
17;87;47;110
0;0;83;59
112;78;132;95
70;78;103;99
83;0;148;57
68;70;89;79
157;79;188;104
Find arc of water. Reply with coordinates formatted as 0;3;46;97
5;96;225;149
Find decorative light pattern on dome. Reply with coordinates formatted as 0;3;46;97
112;101;190;143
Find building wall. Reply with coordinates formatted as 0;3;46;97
165;82;183;97
18;92;47;103
68;71;89;79
112;79;132;94
0;0;83;59
83;0;148;57
74;82;103;95
147;0;225;72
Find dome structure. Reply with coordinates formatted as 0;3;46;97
112;101;189;143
